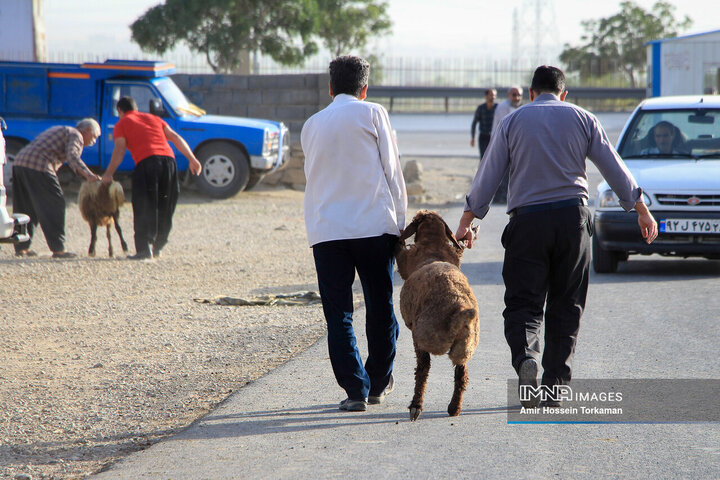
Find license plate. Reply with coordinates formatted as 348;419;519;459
659;218;720;234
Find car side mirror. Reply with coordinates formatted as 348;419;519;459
149;99;167;117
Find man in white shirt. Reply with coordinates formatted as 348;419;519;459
301;55;407;412
491;86;523;204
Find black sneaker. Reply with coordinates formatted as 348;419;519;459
339;398;367;411
540;399;563;408
518;358;539;408
368;374;395;405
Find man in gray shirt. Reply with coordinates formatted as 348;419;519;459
455;66;658;408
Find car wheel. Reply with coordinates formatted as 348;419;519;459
3;139;27;196
592;234;620;273
194;142;249;199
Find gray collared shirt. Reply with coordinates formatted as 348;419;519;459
465;93;641;219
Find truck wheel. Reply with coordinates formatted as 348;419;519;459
245;172;266;190
592;234;620;273
194;143;249;198
3;139;27;196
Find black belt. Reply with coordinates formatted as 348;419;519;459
509;198;587;217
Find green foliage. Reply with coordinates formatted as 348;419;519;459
131;0;392;74
315;0;392;57
559;1;692;87
131;0;319;73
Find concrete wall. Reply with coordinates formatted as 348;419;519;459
173;73;331;188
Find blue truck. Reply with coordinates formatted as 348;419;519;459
0;59;288;198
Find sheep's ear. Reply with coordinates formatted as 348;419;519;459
444;222;463;250
399;219;419;242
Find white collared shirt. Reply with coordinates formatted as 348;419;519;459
301;94;407;247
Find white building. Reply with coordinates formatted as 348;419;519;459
646;29;720;97
0;0;46;62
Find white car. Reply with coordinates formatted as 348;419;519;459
593;95;720;273
0;119;30;245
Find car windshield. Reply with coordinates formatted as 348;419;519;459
152;77;206;117
617;108;720;159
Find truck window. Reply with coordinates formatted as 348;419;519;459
111;85;161;116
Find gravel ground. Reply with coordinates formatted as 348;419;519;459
0;156;475;480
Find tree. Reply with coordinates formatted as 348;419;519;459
131;0;319;73
559;1;692;87
315;0;392;57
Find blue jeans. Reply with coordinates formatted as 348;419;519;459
313;234;399;400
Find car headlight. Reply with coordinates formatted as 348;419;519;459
598;190;652;208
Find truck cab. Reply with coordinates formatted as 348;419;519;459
0;59;288;198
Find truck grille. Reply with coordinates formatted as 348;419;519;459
655;194;720;207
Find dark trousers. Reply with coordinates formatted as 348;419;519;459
312;234;399;400
131;155;179;255
12;166;66;253
478;133;491;158
501;205;592;385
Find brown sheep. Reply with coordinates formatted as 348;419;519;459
395;210;479;421
78;180;128;257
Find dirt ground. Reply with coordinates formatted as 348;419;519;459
0;156;475;480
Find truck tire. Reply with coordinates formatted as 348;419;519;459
592;234;620;273
3;139;27;196
194;142;249;198
245;172;266;190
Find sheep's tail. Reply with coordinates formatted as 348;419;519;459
108;181;125;206
448;308;477;337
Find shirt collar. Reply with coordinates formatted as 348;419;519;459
534;93;561;102
331;93;361;105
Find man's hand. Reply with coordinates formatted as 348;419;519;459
101;172;113;185
455;210;477;249
635;201;658;244
470;138;475;147
87;173;101;182
189;157;202;175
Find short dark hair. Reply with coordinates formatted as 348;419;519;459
531;65;566;94
329;55;370;97
116;96;138;113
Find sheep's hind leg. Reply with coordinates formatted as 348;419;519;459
113;213;129;253
409;348;431;421
447;363;468;417
88;223;98;257
106;223;114;257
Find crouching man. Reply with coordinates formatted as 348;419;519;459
101;96;202;260
13;119;101;258
301;55;407;411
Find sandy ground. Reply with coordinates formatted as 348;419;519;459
0;156;476;480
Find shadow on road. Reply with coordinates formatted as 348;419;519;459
591;258;720;283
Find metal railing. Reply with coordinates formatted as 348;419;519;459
367;86;647;113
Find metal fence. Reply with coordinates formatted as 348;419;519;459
38;49;645;89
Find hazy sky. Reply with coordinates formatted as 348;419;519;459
42;0;719;61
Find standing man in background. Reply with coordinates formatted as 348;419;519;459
490;86;523;203
456;66;657;409
302;55;407;412
101;96;202;260
470;88;497;160
12;119;101;258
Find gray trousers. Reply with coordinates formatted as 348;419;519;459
12;166;66;253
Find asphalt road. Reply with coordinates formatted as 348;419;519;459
92;205;720;480
391;112;631;157
91;112;720;479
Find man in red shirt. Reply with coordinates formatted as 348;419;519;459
101;96;201;259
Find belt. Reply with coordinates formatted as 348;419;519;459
509;198;587;217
